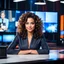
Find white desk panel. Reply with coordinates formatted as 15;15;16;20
0;54;49;64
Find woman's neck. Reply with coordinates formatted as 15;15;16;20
27;32;33;37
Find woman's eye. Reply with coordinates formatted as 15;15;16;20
26;22;35;24
31;22;35;24
26;22;29;24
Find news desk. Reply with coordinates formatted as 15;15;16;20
0;50;64;64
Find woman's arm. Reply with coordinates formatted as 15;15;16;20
18;50;38;55
18;35;49;55
7;33;19;54
18;50;31;55
30;50;38;54
37;35;49;54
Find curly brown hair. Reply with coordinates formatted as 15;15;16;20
17;12;43;39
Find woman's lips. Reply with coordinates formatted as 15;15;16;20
27;28;32;30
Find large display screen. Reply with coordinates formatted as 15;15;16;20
0;10;16;32
0;10;58;33
3;35;15;43
16;11;58;33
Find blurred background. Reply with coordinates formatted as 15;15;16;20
0;0;64;49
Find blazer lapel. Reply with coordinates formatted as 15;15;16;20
30;37;41;49
30;37;36;49
23;38;28;49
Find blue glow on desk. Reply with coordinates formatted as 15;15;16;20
49;50;59;60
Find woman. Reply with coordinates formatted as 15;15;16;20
7;12;49;54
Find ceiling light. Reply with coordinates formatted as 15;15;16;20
48;0;59;2
35;2;46;5
13;0;25;2
60;1;64;4
34;0;46;5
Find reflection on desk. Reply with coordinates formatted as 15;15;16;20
0;50;64;64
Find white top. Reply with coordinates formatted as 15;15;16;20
0;18;9;29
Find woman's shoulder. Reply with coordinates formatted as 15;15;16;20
36;34;45;40
16;32;19;35
40;34;45;38
16;32;23;39
16;32;21;37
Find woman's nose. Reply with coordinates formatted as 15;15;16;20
29;24;31;26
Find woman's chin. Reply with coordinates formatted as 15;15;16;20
27;30;33;33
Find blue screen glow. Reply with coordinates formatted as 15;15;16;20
3;35;15;43
60;30;64;35
46;12;57;23
0;35;2;42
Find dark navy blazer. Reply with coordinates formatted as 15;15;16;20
7;33;49;54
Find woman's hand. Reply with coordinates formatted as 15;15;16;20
18;50;31;55
18;50;38;55
30;50;38;54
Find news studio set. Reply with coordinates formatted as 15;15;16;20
0;0;64;64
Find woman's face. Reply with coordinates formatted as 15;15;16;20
25;18;35;33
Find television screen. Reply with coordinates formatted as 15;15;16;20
0;35;2;42
0;10;16;32
3;35;15;43
0;10;58;33
15;11;58;33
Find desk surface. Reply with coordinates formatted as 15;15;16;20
0;50;64;64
